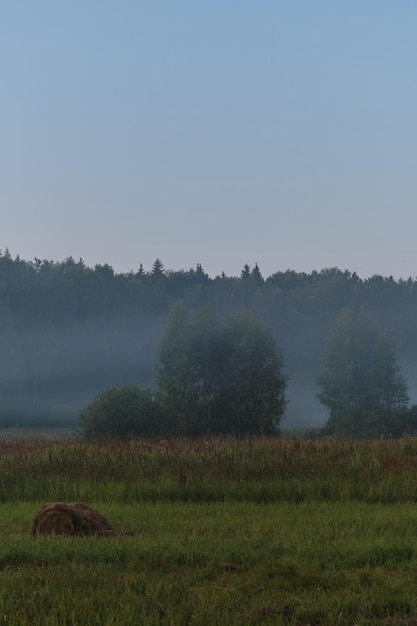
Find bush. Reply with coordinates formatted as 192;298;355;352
79;384;167;439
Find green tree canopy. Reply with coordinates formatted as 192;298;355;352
154;301;196;433
317;307;409;438
219;308;287;435
157;303;287;436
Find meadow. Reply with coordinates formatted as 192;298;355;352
2;436;417;624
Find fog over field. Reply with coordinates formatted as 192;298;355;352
0;255;416;433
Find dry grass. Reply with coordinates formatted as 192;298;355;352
1;435;417;505
29;502;117;537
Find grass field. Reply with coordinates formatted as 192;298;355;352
2;436;417;624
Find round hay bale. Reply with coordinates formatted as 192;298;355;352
29;502;117;537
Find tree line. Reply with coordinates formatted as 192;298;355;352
1;249;417;437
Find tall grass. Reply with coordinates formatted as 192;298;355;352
1;435;417;503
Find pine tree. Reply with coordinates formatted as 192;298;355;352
251;263;264;285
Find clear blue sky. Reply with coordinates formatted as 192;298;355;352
2;1;417;278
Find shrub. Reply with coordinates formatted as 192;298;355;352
79;384;167;439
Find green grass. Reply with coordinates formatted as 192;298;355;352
1;436;417;623
1;502;417;624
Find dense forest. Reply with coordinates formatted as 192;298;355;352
0;249;416;429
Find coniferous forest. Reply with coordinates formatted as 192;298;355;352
1;249;417;432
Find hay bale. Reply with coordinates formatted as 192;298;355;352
29;502;117;537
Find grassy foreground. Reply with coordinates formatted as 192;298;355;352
2;436;417;624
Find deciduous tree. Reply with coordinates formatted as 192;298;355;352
157;303;287;435
317;307;409;438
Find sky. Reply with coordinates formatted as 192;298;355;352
2;1;417;279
